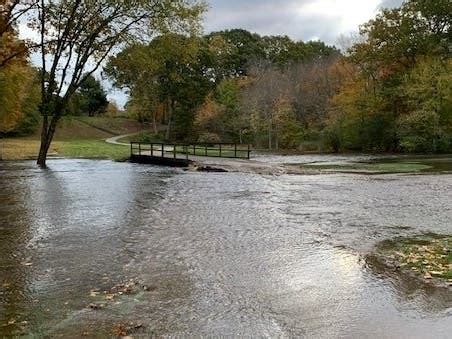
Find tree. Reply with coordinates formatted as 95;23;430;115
243;61;293;149
0;0;37;68
34;0;205;167
205;29;338;77
398;57;452;152
194;77;250;143
327;0;451;153
104;100;121;118
76;74;108;116
205;29;264;76
194;94;225;143
273;94;302;149
0;63;40;134
107;33;214;140
0;1;40;135
349;0;450;79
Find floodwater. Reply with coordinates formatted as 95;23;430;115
0;157;451;337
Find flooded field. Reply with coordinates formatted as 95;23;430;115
0;157;451;337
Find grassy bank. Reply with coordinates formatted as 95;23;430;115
76;116;144;135
0;117;142;161
0;138;129;161
371;235;451;288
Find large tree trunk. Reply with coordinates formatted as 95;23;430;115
37;137;51;167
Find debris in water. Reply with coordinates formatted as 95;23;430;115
112;322;144;337
88;303;105;310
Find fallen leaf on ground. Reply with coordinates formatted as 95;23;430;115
424;272;432;279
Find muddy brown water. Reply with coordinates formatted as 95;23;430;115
0;157;451;337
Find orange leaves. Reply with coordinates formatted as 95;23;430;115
0;63;35;133
194;94;225;130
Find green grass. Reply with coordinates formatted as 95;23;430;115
56;140;130;161
0;138;130;161
371;162;432;172
76;116;144;135
31;118;113;140
174;145;250;158
1;116;149;161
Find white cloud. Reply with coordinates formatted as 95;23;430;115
300;0;382;33
205;0;403;43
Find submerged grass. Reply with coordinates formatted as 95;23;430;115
302;157;452;174
375;234;452;285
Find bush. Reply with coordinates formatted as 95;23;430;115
197;132;221;144
322;126;342;152
135;131;165;144
398;110;451;153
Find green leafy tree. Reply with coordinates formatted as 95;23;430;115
205;29;338;76
107;34;214;140
75;75;108;116
205;29;264;76
398;57;452;152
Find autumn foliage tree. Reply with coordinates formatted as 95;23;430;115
327;0;452;152
0;0;40;135
107;34;214;141
0;0;37;69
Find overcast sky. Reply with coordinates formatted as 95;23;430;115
204;0;403;44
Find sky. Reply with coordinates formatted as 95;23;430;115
204;0;403;44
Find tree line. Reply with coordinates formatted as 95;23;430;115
107;0;451;153
106;29;340;145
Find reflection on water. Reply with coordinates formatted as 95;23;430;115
0;158;451;337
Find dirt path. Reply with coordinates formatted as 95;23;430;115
105;133;139;146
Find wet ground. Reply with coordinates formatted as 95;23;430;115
189;153;452;175
0;156;451;337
